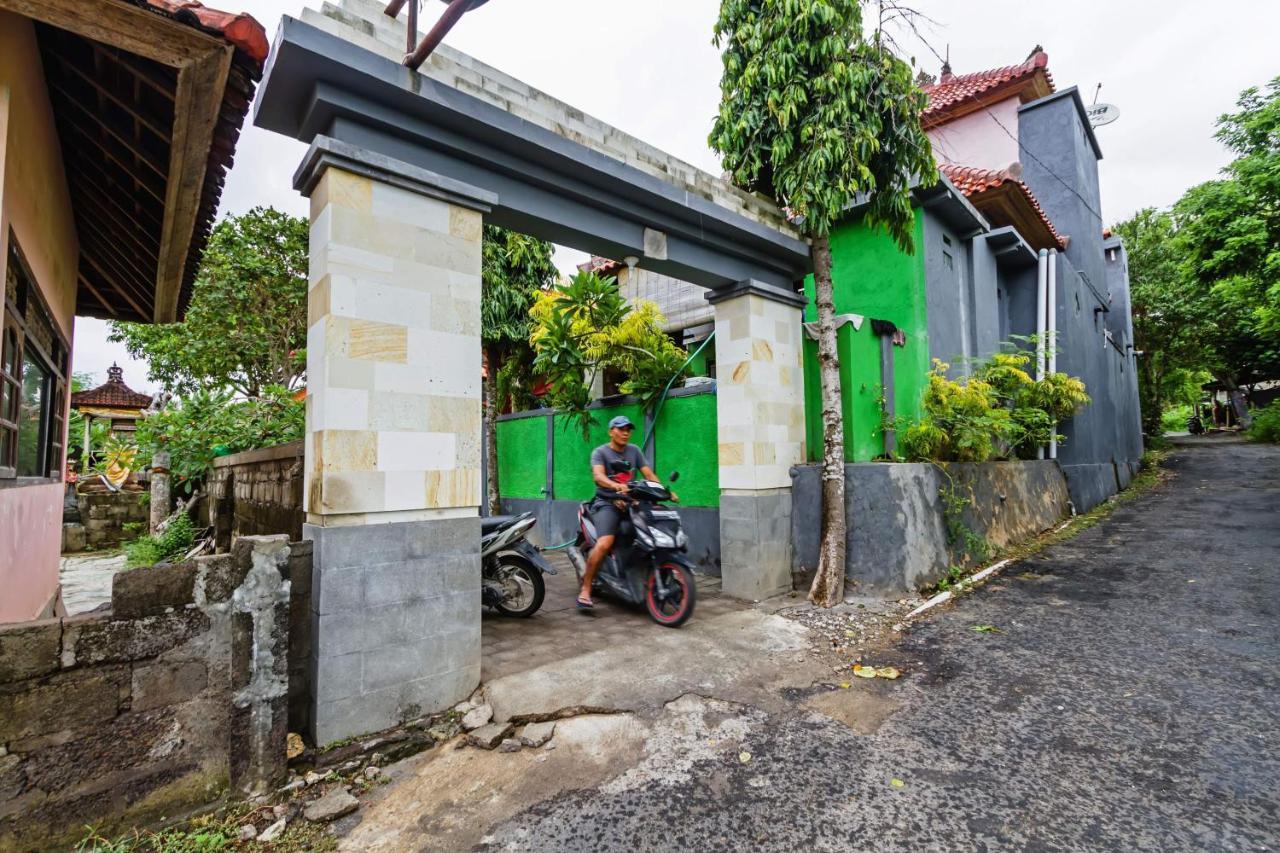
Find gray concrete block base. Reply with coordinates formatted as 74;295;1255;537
720;490;792;600
1061;463;1120;514
305;516;481;745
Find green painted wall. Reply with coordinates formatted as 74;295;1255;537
495;414;548;499
651;393;719;507
551;402;646;502
497;392;720;507
802;210;930;462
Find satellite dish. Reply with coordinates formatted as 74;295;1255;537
1087;103;1120;128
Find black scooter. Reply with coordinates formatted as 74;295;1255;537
565;471;697;627
481;512;556;617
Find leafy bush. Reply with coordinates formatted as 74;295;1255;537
899;353;1091;463
1161;403;1194;434
135;386;303;494
124;514;196;568
1247;400;1280;443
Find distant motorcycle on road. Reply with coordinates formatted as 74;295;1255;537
1187;414;1206;435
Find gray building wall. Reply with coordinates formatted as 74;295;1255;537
1017;89;1143;509
923;209;976;376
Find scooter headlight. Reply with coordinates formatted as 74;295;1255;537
676;529;688;550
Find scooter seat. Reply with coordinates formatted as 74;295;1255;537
481;515;519;534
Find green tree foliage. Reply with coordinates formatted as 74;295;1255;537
134;387;303;495
1247;400;1280;443
709;0;936;607
1112;209;1210;436
482;225;558;407
1167;77;1280;419
109;207;308;397
529;271;687;435
481;225;558;511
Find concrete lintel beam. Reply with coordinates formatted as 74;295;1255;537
706;279;807;310
293;134;496;212
255;16;811;288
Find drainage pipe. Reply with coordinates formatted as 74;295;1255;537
1035;249;1048;460
1048;248;1059;460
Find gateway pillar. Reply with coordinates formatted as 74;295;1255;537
296;137;496;743
707;281;807;600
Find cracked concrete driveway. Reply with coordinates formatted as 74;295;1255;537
344;437;1280;852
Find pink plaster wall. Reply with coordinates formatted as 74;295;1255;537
928;96;1022;173
0;483;62;622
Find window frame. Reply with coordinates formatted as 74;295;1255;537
1;232;69;485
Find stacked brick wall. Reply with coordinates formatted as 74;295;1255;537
76;491;149;550
0;537;296;851
206;442;305;552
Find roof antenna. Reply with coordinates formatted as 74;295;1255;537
1092;83;1103;105
940;44;952;80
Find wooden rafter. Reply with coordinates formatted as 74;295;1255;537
47;43;173;143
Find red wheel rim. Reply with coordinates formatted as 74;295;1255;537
647;564;690;624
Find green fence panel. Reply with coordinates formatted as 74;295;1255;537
495;414;549;499
552;402;646;502
651;392;719;507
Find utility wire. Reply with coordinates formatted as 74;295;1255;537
905;27;1107;224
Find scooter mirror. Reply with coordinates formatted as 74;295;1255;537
669;471;680;483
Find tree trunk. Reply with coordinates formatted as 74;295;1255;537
808;235;847;608
1215;371;1253;428
483;347;502;516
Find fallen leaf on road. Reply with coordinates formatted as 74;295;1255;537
853;665;878;679
875;667;901;680
891;778;905;788
739;751;752;764
853;664;901;680
839;682;851;689
972;624;1001;634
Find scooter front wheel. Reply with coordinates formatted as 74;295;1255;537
645;562;696;627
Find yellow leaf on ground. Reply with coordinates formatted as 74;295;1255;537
853;665;877;679
839;682;851;689
891;778;905;788
739;751;752;764
876;667;901;680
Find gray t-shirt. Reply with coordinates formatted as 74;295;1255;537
590;443;649;500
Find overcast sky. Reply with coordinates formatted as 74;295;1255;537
74;0;1280;391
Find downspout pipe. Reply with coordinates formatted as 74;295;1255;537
1048;248;1059;460
1035;249;1048;460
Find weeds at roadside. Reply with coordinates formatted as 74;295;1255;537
922;448;1171;599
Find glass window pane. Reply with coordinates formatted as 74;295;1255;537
17;357;50;476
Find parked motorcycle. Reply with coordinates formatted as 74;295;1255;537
565;471;697;627
481;512;556;617
1187;414;1206;435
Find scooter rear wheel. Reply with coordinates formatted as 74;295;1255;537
493;557;545;618
645;562;696;627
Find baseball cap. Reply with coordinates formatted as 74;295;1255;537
608;415;635;430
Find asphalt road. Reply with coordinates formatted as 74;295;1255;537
487;437;1280;852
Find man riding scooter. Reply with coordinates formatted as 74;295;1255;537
578;415;677;610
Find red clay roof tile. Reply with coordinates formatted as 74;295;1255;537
922;51;1053;127
138;0;269;67
939;163;1066;251
71;364;154;410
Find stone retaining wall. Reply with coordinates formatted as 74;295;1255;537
0;537;296;851
205;442;305;552
791;460;1071;594
72;490;149;551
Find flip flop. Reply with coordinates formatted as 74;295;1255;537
576;595;594;611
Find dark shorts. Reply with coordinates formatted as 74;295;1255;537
590;499;626;538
